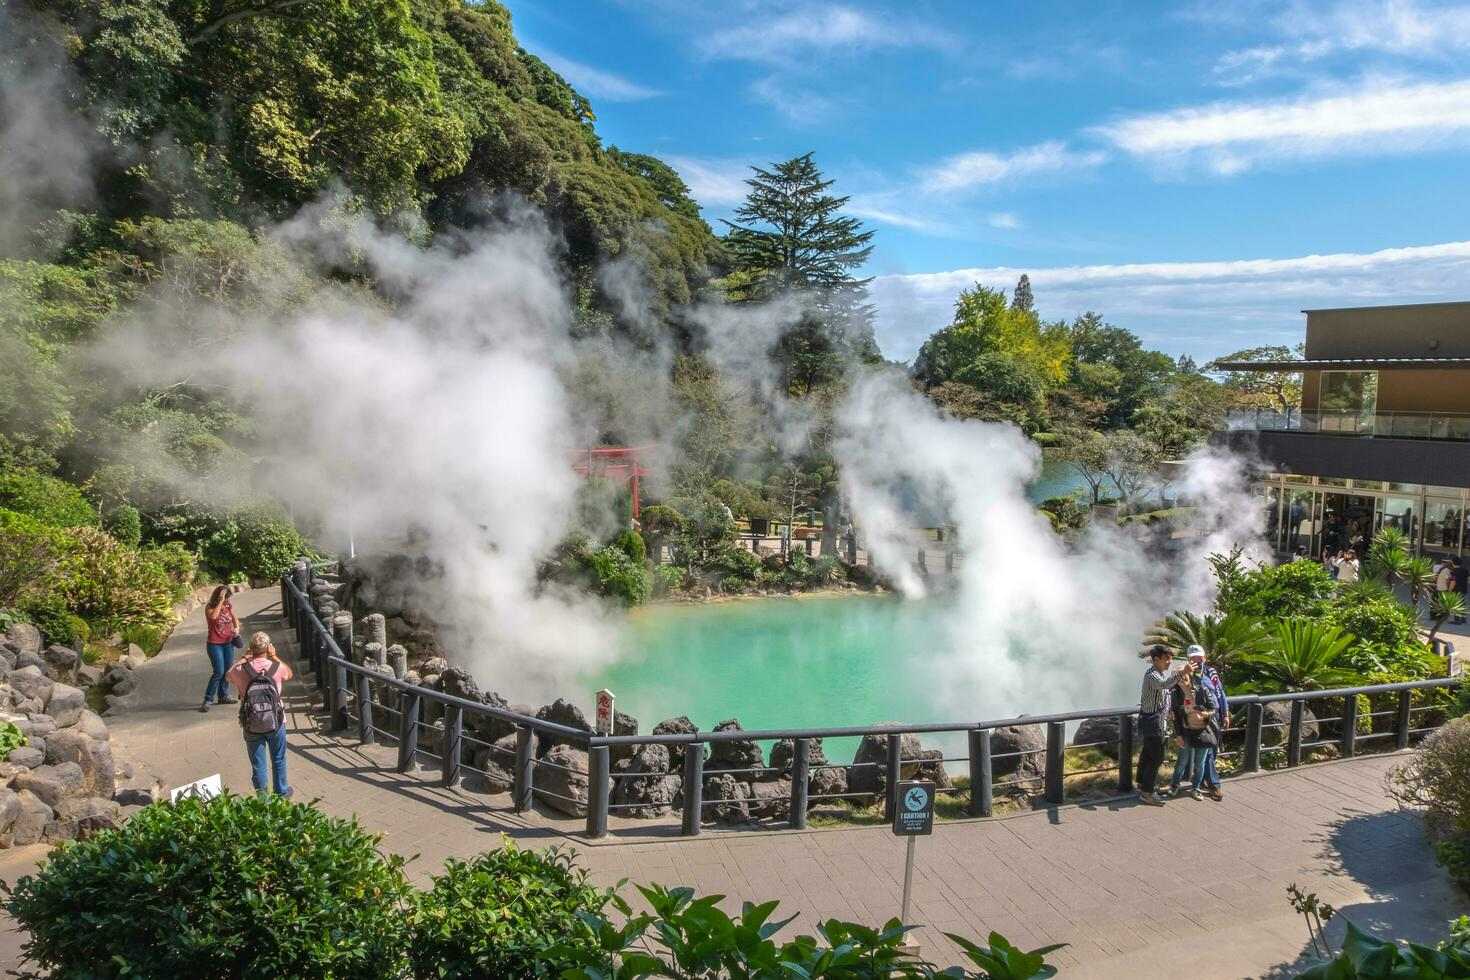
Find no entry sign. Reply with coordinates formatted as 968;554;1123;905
892;780;935;836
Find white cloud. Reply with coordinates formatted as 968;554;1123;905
844;200;941;232
1214;0;1470;82
920;141;1108;193
870;240;1470;361
698;4;954;64
987;212;1021;230
748;75;838;124
1094;77;1470;173
664;156;751;207
537;51;662;102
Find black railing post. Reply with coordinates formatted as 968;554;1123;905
1044;721;1065;805
513;725;534;811
968;728;992;817
884;734;901;819
279;577;289;626
1396;689;1413;749
587;745;610;838
332;661;349;733
681;744;703;836
397;691;421;772
441;704;462;788
789;737;809;830
357;673;374;745
312;626;325;690
1117;715;1135;793
1244;702;1263;772
1287;700;1304;767
1340;695;1358;758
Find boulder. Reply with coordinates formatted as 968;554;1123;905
10;791;50;846
4;623;40;659
532;744;589;817
25;737;45;758
13;762;85;809
0;787;20;839
44;730;115;799
611;744;681;817
703;773;751;824
1072;716;1123;760
119;654;146;671
75;664;104;689
990;725;1046;779
24;714;56;739
610;711;639;766
1262;702;1319;747
652;716;699;769
76;709;109;741
15;652;47;675
46;683;85;729
126;642;147;662
809;763;848;800
706;719;766;776
6;747;42;769
102;693;138;717
769;737;847;800
387;644;408;680
769;737;828;772
847;729;922;799
46;796;122;840
105;669;137;697
40;646;79;684
8;666;51;705
748;777;794;820
534;699;593;756
908;748;953;789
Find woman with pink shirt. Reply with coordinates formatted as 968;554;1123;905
224;632;294;798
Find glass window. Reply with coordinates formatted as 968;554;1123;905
1426;486;1468;499
1319;371;1378;432
1376;496;1420;543
1284;490;1315;555
1424;499;1464;554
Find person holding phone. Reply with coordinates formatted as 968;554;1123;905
1136;645;1188;806
1165;654;1220;800
201;585;241;712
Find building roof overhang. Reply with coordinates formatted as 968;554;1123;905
1212;356;1470;372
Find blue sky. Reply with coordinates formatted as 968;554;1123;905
510;0;1470;363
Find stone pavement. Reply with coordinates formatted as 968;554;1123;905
2;586;1463;977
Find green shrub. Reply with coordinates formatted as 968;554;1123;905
142;539;200;595
6;794;411;978
16;593;88;647
0;469;96;528
120;623;165;656
652;563;683;597
0;508;68;607
810;554;844;586
1217;559;1335;620
54;527;175;633
1388;718;1470;834
612;527;646;565
409;842;612;978
1437;835;1470;891
203;506;305;580
0;722;24;760
711;544;761;587
584;545;650;606
101;503;142;547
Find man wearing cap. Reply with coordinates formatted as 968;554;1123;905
1137;644;1188;806
1188;644;1229;801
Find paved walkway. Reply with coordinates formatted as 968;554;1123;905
2;586;1463;976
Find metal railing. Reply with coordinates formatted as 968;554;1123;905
281;567;1460;841
1230;408;1470;440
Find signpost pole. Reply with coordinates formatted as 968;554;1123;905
900;834;916;925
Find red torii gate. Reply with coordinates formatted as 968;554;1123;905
571;445;652;520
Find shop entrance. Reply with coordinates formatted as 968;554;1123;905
1319;493;1374;556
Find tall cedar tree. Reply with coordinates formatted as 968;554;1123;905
722;153;880;394
1010;274;1034;312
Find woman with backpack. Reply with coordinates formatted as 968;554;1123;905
224;632;294;798
201;586;242;713
1165;660;1220;801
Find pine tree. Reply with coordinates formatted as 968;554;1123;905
1010;274;1034;313
723;153;880;393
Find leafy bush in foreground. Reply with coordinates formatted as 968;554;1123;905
1388;718;1470;833
16;593;88;648
1295;918;1470;978
6;794;411;979
409;841;612;978
0;469;96;528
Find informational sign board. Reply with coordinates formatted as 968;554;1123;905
595;689;615;736
170;773;222;804
892;780;934;836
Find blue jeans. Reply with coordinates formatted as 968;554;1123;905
1202;747;1221;790
1170;745;1210;792
245;726;291;796
204;643;232;703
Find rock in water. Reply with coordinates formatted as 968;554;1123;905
989;725;1046;779
706;719;765;775
652;716;699;770
534;699;593;756
612;744;681;817
1071;716;1122;760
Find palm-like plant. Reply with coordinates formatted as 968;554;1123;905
1144;610;1269;668
1401;556;1437;605
1429;591;1468;644
1364;538;1410;584
1334;578;1395;606
1238;620;1360;691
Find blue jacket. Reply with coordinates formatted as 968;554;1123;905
1202;665;1229;724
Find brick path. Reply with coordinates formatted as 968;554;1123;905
2;586;1462;977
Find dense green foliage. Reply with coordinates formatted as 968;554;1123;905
1295;918;1470;979
0;469;96;527
7;794;412;978
0;721;25;761
409;842;612;978
200;505;307;581
558;882;1062;979
9;797;1052;980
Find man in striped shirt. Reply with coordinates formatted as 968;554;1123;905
1137;644;1188;806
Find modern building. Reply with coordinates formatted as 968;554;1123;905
1217;301;1470;559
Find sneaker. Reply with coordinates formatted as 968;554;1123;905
1162;785;1178;798
1190;789;1204;801
1208;788;1224;802
281;787;295;800
1139;792;1165;807
198;702;210;713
